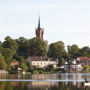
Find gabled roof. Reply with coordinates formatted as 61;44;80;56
10;61;20;66
28;56;56;61
77;57;90;60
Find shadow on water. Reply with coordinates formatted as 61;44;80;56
0;73;90;90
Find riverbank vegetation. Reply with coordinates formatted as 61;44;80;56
0;36;90;73
81;65;90;73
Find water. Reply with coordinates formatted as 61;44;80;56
0;73;90;90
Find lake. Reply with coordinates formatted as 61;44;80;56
0;73;90;90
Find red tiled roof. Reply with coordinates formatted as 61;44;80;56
10;62;20;66
77;57;90;60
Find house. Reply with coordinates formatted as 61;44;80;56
10;61;20;66
10;61;21;73
62;59;82;71
60;56;90;72
70;59;82;71
77;57;90;65
27;57;58;69
0;70;8;74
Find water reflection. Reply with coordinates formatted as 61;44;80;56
0;73;90;90
0;81;90;90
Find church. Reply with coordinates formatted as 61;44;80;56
35;17;44;39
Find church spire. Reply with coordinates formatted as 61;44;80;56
38;16;40;29
36;16;44;39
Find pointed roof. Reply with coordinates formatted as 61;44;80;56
38;16;41;29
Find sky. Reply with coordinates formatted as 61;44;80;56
0;0;90;47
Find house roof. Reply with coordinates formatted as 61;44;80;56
28;56;56;61
10;61;20;66
77;57;90;61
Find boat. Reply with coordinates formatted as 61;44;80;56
82;78;90;86
82;82;90;86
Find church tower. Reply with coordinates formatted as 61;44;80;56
35;17;44;39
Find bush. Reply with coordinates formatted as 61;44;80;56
82;65;90;72
32;70;39;74
38;70;44;74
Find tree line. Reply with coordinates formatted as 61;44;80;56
0;36;90;70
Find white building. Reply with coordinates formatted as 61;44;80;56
27;57;58;69
62;59;82;71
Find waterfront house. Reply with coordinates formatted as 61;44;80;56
0;70;8;74
63;57;90;71
10;61;21;73
77;57;90;65
10;61;20;66
27;56;58;69
62;59;82;71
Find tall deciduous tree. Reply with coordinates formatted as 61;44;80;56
0;48;14;64
2;36;18;55
0;53;7;70
80;46;90;57
16;37;29;58
29;37;48;56
48;41;67;66
67;44;80;59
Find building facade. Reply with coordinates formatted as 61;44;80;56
27;57;58;69
77;57;90;65
61;59;82;71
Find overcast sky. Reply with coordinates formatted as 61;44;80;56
0;0;90;47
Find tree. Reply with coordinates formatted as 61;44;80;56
0;48;14;64
48;41;67;66
0;41;2;50
29;37;48;56
0;53;7;70
2;36;18;55
13;56;24;62
82;65;90;72
68;44;80;59
16;37;30;58
20;63;28;71
80;46;90;57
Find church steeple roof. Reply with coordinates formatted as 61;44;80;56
38;16;41;29
36;16;44;39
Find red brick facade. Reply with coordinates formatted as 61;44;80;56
36;28;44;39
35;17;44;39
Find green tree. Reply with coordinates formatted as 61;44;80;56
16;37;29;58
0;48;14;64
48;41;67;66
0;41;2;50
2;36;18;55
20;63;28;71
0;53;7;70
14;56;24;62
80;46;90;57
29;37;48;56
68;44;80;59
82;65;90;72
